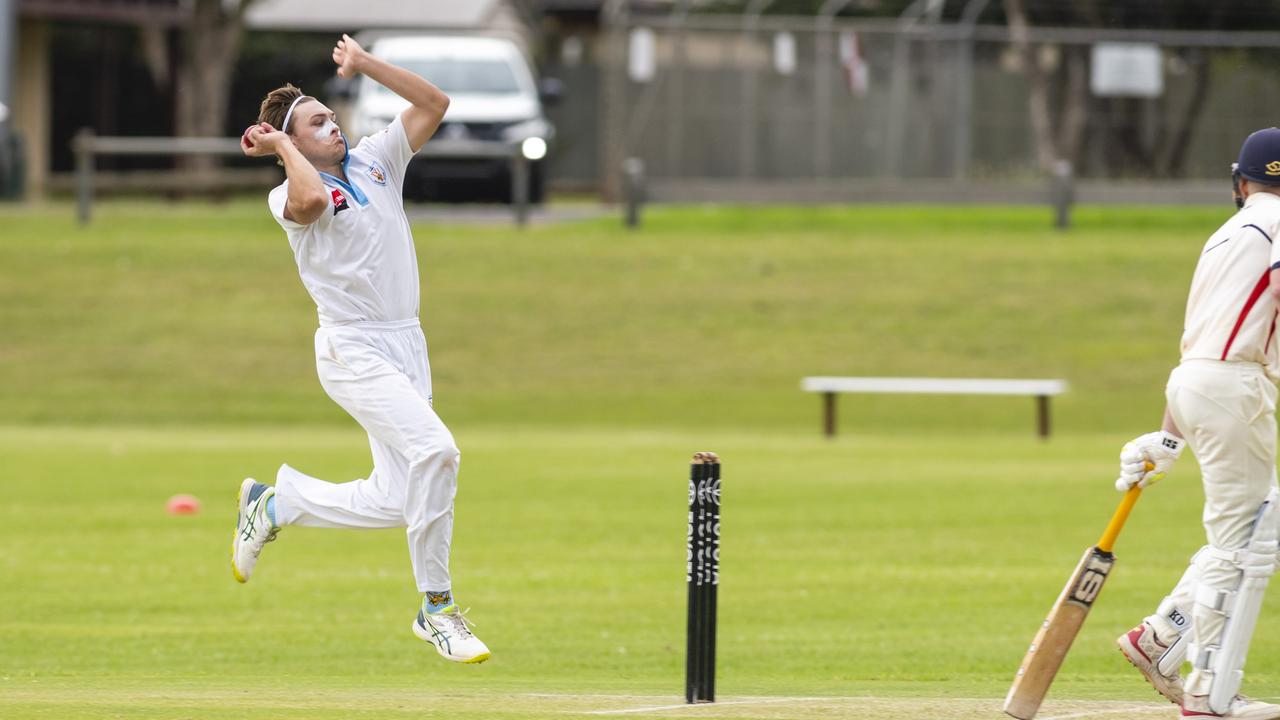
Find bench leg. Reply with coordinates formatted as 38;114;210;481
1036;395;1050;440
823;392;837;438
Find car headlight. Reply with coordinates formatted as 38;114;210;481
521;137;548;161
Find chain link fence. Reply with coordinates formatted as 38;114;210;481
586;9;1280;202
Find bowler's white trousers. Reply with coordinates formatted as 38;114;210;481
1154;359;1278;695
274;319;459;592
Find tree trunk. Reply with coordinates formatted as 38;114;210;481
1005;0;1059;173
1006;0;1229;179
1156;3;1225;177
1158;49;1213;178
1055;45;1089;171
174;0;254;176
1110;97;1152;177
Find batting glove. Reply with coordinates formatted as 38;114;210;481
1115;431;1184;491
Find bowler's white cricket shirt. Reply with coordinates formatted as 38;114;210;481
268;116;418;326
1180;193;1280;375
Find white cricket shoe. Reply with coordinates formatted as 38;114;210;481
412;605;490;664
231;478;278;583
1182;695;1280;718
1117;621;1184;704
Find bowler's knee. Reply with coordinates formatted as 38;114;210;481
408;435;460;469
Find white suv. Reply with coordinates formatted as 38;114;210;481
351;34;557;203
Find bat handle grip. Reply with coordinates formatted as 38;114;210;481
1096;461;1153;553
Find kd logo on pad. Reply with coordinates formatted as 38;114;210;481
1268;161;1280;176
331;188;350;215
368;162;387;186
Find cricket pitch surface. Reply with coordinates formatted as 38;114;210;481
0;686;1178;719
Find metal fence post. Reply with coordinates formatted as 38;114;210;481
739;0;773;179
1052;159;1073;230
953;0;992;179
599;0;630;203
738;28;758;179
511;151;530;228
814;1;854;178
813;22;833;177
884;8;919;177
666;0;692;180
623;156;645;228
951;39;974;180
73;127;94;226
0;0;15;193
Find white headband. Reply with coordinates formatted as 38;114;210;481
281;94;307;134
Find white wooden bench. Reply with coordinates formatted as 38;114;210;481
800;377;1070;439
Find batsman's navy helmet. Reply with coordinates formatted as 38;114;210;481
1235;128;1280;185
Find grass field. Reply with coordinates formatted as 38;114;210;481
3;201;1277;719
0;200;1229;432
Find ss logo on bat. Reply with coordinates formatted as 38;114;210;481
1069;555;1113;606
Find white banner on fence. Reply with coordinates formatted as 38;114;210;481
773;31;796;76
629;27;656;83
1090;42;1163;98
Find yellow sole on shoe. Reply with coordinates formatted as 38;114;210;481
231;481;248;583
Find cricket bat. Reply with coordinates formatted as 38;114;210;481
1003;468;1148;720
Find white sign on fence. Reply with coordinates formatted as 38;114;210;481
1090;43;1163;98
629;27;656;83
773;31;797;76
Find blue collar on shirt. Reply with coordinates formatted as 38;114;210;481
318;133;369;206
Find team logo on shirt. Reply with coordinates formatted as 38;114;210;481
368;161;387;186
331;188;350;215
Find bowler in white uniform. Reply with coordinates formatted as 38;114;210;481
1115;129;1280;718
231;35;489;664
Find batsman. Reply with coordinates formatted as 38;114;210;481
1116;129;1280;719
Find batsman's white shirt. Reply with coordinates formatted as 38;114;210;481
1179;192;1280;378
264;116;460;593
268;116;418;326
1148;192;1280;698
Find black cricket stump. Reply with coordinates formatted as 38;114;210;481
686;451;720;703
